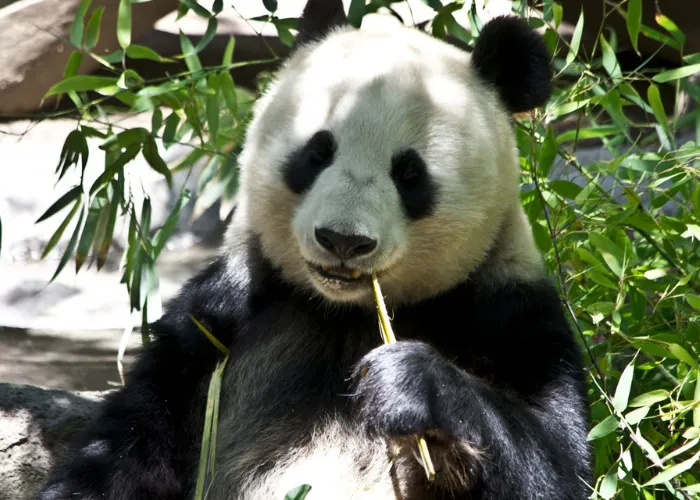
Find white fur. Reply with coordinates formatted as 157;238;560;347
227;22;541;309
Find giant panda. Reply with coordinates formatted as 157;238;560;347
37;1;592;499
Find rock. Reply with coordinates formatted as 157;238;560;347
0;383;106;500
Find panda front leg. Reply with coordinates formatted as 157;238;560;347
351;340;589;499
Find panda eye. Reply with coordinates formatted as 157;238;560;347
392;149;424;188
391;148;437;220
283;130;337;194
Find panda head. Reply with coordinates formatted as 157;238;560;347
229;0;552;307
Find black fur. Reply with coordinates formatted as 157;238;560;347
391;148;438;220
37;236;591;500
292;0;349;50
471;16;553;113
283;130;338;194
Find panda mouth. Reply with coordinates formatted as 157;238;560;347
309;263;370;283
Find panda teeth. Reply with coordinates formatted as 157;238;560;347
321;264;331;272
350;269;361;279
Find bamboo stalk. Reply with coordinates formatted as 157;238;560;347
371;273;436;482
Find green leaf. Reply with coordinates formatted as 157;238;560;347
222;36;235;67
599;469;618;499
151;107;163;135
212;0;223;14
643;450;700;486
96;183;121;270
117;0;132;49
179;30;202;73
548;180;582;199
652;63;700;83
206;73;220;144
89;144;141;196
686;294;700;310
600;34;622;83
348;0;365;28
126;44;173;63
626;0;641;53
180;0;211;17
538;127;557;176
49;205;86;283
613;360;635;412
556;125;619;144
142;135;173;187
625;405;650;425
36;186;82;223
162;112;181;149
668;344;698;367
117;69;144;90
63;51;84;79
84;6;104;51
41;198;82;260
629;389;670;408
195;17;218;53
565;8;584;65
262;0;277;12
284;485;312;500
75;198;102;272
647;83;668;128
655;13;685;46
44;75;117;97
587;414;619;441
70;0;93;47
152;190;191;258
219;72;238;118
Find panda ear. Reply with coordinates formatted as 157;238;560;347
293;0;349;50
471;15;552;114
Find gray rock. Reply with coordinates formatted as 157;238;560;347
0;383;106;500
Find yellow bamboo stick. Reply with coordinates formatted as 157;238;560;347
371;273;436;482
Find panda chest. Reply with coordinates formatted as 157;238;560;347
206;315;402;499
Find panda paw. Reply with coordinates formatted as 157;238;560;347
351;340;464;440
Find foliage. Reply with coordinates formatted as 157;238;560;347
3;0;699;498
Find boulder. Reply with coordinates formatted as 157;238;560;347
0;383;106;500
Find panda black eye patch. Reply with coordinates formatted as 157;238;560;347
391;148;437;220
283;130;337;194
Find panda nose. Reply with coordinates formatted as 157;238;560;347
314;228;378;260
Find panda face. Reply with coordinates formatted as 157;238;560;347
233;22;536;306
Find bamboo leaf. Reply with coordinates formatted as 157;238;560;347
262;0;277;12
629;389;669;408
117;0;132;49
206;73;220;144
219;71;238;118
75;198;103;272
44;76;118;97
222;36;235;67
652;63;700;83
191;315;230;356
642;450;700;486
626;0;641;53
195;17;218;53
84;6;104;51
284;485;312;500
49;205;86;283
348;0;365;28
70;0;93;47
587;414;619;441
125;44;174;62
565;9;584;65
36;186;82;223
142;135;173;187
179;30;202;73
180;0;211;18
538;127;557;176
613;360;635;412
